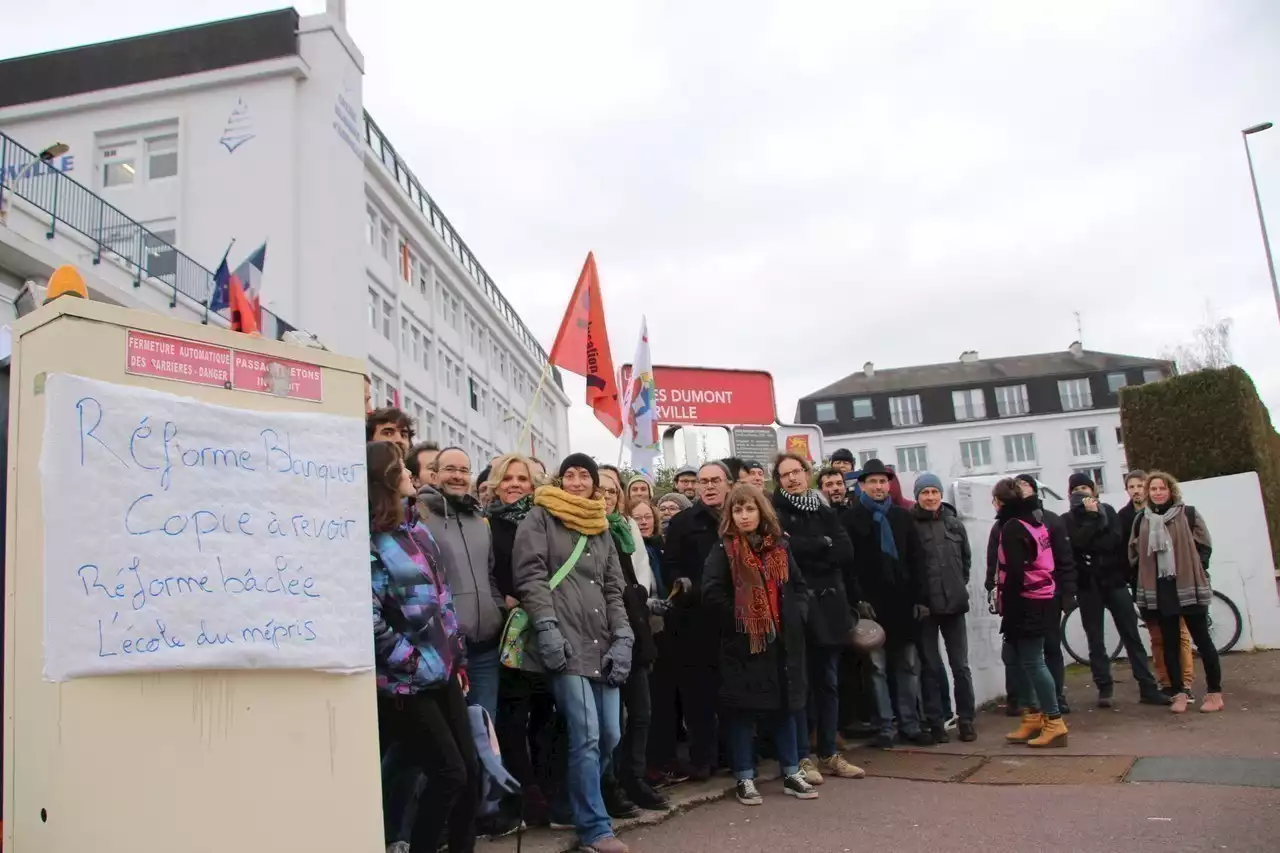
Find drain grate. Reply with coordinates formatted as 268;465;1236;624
857;749;986;782
964;754;1135;785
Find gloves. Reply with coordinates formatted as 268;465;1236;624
913;604;931;621
534;618;572;673
1061;593;1078;611
856;601;876;620
647;597;673;616
603;635;634;686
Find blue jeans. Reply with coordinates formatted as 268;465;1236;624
797;645;841;759
1003;637;1060;716
466;642;501;720
728;709;801;780
869;640;922;738
551;674;621;846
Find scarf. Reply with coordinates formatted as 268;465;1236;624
781;488;824;513
487;493;533;525
727;534;789;654
1144;503;1183;580
606;511;636;555
858;489;899;560
534;485;607;536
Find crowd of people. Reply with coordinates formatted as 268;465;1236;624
363;397;1227;853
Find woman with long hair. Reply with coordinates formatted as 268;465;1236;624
702;484;818;806
1128;471;1223;713
368;441;478;853
993;478;1068;748
628;497;668;599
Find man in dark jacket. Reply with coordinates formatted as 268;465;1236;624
650;461;731;780
773;453;865;781
910;473;976;743
845;459;930;749
1062;472;1167;707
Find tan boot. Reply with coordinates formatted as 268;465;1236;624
1005;711;1044;744
1028;715;1068;748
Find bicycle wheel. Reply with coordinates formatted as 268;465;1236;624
1207;590;1243;655
1060;605;1091;666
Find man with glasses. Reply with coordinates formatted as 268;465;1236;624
672;465;698;501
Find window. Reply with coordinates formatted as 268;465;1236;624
1069;427;1100;458
952;388;986;421
143;226;176;278
896;445;929;473
1115;426;1124;446
146;135;178;180
380;298;393;340
888;394;922;427
415;257;430;297
400;317;409;352
379;219;391;261
366;207;379;248
1143;368;1164;384
438;284;460;330
469;376;482;412
1058;378;1092;411
1107;372;1127;393
368;289;379;331
421;409;436;442
494;345;508;379
371;375;384;406
100;143;137;187
995;384;1029;417
420;334;432;372
814;401;837;422
411;327;421;363
852;398;873;419
959;438;992;470
1073;466;1106;491
1004;433;1037;465
858;450;878;466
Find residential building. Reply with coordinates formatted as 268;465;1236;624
0;3;569;464
795;343;1173;496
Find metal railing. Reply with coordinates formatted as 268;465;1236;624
0;131;294;338
363;112;564;391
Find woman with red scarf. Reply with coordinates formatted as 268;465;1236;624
702;484;817;807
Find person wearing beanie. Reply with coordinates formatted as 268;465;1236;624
475;464;493;506
558;452;600;487
1062;472;1167;709
656;491;693;533
910;472;976;743
985;475;1076;714
627;472;655;505
829;448;855;474
673;465;699;500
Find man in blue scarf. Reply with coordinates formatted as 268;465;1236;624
845;459;931;749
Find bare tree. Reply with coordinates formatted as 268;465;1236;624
1160;303;1234;374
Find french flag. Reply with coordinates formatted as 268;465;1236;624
234;242;267;330
209;247;260;335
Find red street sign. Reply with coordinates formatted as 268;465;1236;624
231;351;324;401
620;364;776;426
125;330;232;388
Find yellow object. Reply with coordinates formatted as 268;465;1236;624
43;264;88;302
534;484;608;535
1028;715;1069;748
1006;711;1044;743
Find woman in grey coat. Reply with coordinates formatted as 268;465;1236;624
513;453;634;853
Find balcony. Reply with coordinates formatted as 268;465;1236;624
0;131;295;339
363;112;563;391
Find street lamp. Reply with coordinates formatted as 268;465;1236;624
1241;122;1278;327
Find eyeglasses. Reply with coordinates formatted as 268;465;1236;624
697;477;725;486
439;466;471;477
601;487;619;496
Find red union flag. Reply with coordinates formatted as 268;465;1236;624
550;252;622;436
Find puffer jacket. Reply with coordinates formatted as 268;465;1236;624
418;486;505;647
771;489;859;647
912;502;972;615
513;506;632;679
371;522;466;695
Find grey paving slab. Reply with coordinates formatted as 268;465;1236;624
1127;755;1280;788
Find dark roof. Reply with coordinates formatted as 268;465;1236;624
801;348;1172;400
0;9;299;109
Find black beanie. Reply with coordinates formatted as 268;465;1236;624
1015;473;1039;493
1068;472;1095;493
831;448;854;464
559;452;600;487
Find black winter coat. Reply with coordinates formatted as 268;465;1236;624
771;490;859;647
844;500;926;636
663;502;724;667
1063;503;1129;590
911;503;971;615
489;515;520;601
996;509;1058;639
702;539;809;712
616;545;658;667
986;507;1076;598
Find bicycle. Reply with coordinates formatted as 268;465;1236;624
1060;589;1242;666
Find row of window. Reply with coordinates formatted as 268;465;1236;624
847;426;1115;481
101;132;179;189
815;370;1163;427
372;372;537;462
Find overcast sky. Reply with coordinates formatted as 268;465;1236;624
5;1;1279;466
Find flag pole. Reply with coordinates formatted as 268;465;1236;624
204;238;235;325
517;360;553;455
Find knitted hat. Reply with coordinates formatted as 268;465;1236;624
1014;473;1040;494
627;472;655;491
831;448;854;464
913;472;943;499
1068;472;1095;493
657;492;692;511
559;453;600;487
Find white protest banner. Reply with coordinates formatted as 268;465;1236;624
40;373;373;681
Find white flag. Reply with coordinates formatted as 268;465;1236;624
622;316;660;475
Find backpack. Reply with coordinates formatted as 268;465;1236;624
468;704;521;818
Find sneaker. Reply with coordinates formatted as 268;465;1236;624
1140;689;1173;706
1170;692;1190;714
930;724;951;744
582;836;630;853
386;843;410;853
1199;692;1224;713
958;720;977;742
782;771;820;800
817;753;866;779
623;777;670;811
602;779;641;820
869;733;895;750
905;729;936;747
944;713;960;731
798;757;825;786
735;778;763;806
1097;688;1114;708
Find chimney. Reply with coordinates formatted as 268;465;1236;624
1068;341;1084;358
863;361;874;378
959;350;979;364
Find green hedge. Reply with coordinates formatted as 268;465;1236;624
1120;366;1280;568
